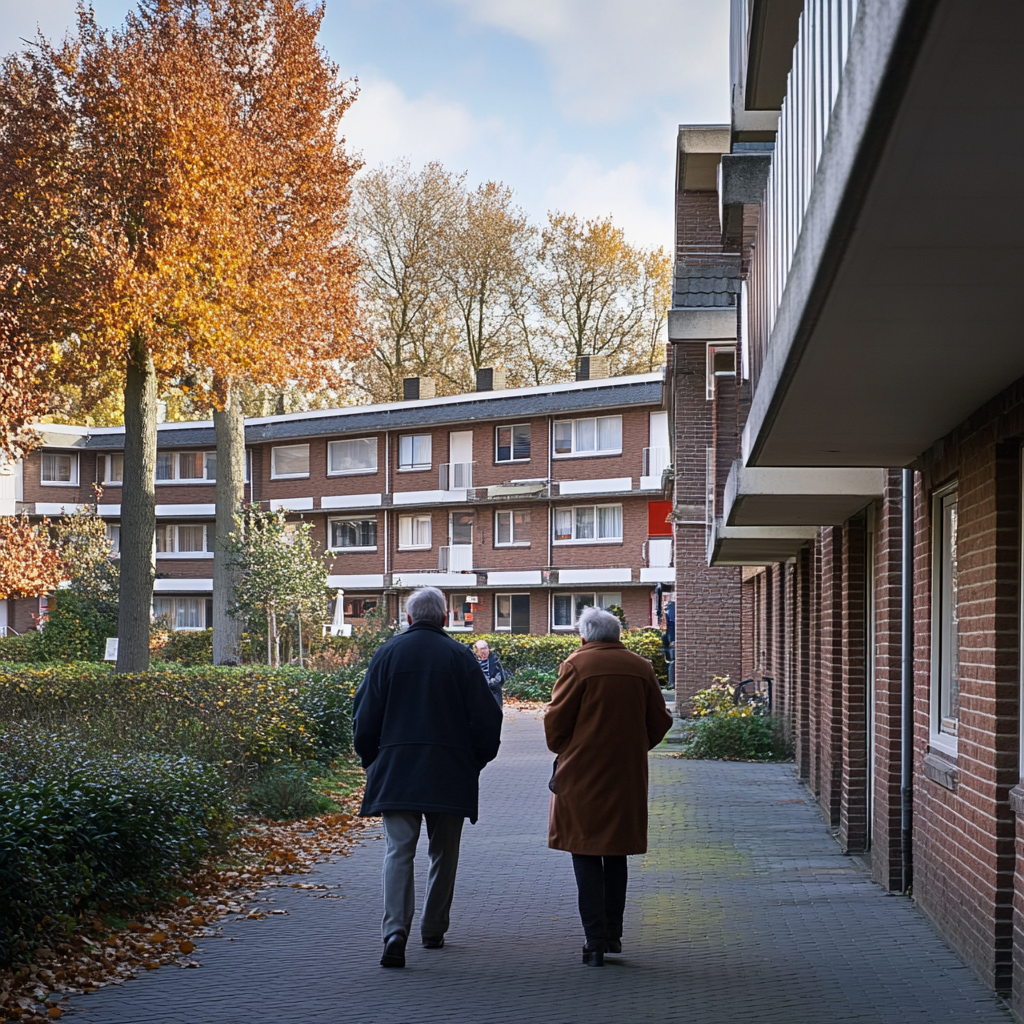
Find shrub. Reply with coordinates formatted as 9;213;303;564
0;630;44;664
681;714;792;762
37;588;119;663
690;681;737;718
504;668;557;702
247;765;336;820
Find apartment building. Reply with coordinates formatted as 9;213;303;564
674;0;1024;1009
1;371;674;639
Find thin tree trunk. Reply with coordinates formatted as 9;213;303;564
271;606;279;667
267;607;273;666
116;335;156;674
213;383;245;665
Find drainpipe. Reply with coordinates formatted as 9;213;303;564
901;468;914;892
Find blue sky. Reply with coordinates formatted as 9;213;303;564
0;0;729;250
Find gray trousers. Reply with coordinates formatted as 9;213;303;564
381;811;464;942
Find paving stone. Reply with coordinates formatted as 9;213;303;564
68;710;1015;1023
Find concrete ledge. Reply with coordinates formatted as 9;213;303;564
153;578;213;593
923;752;958;792
326;574;385;589
707;520;817;566
668;308;737;341
321;493;382;510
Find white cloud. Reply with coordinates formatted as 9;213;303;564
445;0;729;123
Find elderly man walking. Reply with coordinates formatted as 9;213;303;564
353;587;503;968
545;606;672;966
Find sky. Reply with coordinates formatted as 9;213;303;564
0;0;730;252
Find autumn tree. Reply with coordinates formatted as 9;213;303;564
0;516;63;603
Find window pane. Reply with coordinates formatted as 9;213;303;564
450;595;470;628
332;518;376;548
512;424;531;460
155;453;174;480
496;427;512;462
597;505;622;539
177;526;205;552
398;516;412;547
574;593;595;621
177;598;202;629
597;592;621;610
512;509;531;544
399;435;413;467
575;418;596;452
155;525;172;552
42;453;73;482
496;511;512;545
153;598;173;624
272;445;310;477
414;516;431;546
107;454;124;482
105;524;120;554
178;452;204;479
496;595;512;629
413;435;431;466
553;421;573;454
553;595;572;627
329;438;377;473
940;495;960;729
204;452;217;480
554;509;572;541
597;416;622;451
575;506;595;539
451;513;473;545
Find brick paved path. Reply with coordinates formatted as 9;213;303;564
71;711;1014;1024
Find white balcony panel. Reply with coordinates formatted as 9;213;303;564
640;567;675;583
393;489;467;505
327;574;385;589
153;578;213;592
487;570;543;586
0;468;15;516
649;538;673;568
321;493;383;510
639;476;665;491
156;503;216;517
558;568;631;585
269;497;314;512
439;545;473;573
558;477;632;496
35;502;88;516
392;572;478;588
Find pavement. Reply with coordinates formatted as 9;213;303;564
69;710;1016;1024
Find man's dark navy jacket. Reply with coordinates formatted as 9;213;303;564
353;621;503;823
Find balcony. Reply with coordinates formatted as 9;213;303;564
438;544;473;573
439;462;474;490
641;447;671;491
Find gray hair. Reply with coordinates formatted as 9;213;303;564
405;587;447;626
578;606;621;642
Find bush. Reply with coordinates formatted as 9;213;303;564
0;630;44;664
247;765;336;820
37;589;119;663
504;668;557;702
681;713;792;762
0;731;229;967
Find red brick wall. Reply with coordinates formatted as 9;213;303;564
794;546;812;782
818;526;844;828
675;191;722;260
840;518;868;854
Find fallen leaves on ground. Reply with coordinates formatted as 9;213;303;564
0;788;365;1021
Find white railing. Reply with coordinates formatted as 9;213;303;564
747;0;860;388
438;545;473;573
643;447;671;481
439;462;474;490
706;446;716;553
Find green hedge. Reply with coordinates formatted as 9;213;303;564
0;630;43;663
680;714;793;762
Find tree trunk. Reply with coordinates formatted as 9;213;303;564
213;384;246;665
271;606;279;667
116;335;157;673
266;607;272;666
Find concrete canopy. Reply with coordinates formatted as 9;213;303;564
744;0;1024;468
707;521;818;567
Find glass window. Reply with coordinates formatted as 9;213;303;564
153;597;204;630
496;594;512;630
553;421;573;455
41;452;77;484
399;434;432;470
105;523;120;555
496;594;530;632
104;454;124;483
554;504;622;543
271;444;310;478
178;452;205;479
328;438;377;475
451;512;473;545
496;424;531;462
204;452;217;480
553;594;573;628
554;508;573;541
597;505;623;539
342;595;377;620
574;506;595;539
176;525;206;552
576;418;596;452
449;594;475;629
552;592;621;630
398;514;431;548
935;489;959;739
155;524;210;555
597;416;622;451
552;416;623;457
329;518;377;549
495;509;531;546
155;452;174;481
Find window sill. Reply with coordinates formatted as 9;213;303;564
40;481;79;487
928;732;958;760
327;469;378;477
397;467;432;473
397;545;432;551
494;543;531;548
327;547;378;554
552;539;623;546
495;459;531;466
156;479;215;485
552;451;622;460
923;751;958;792
156;552;215;559
270;474;311;481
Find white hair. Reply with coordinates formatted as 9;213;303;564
405;587;447;626
578;606;621;642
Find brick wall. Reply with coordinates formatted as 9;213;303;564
818;526;844;828
840;518;868;854
794;547;812;782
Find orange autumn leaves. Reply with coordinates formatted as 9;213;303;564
0;516;62;601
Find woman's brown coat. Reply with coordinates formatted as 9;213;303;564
544;640;673;856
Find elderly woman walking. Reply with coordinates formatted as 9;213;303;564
545;606;673;966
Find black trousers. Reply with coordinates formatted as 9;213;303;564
571;854;628;943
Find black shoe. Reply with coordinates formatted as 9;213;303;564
381;933;407;968
606;938;622;955
581;940;605;967
421;935;445;949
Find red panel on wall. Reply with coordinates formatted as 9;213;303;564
648;501;673;537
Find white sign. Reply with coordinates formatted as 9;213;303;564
103;638;119;661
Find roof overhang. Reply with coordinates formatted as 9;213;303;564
723;462;885;526
744;0;1024;467
707;520;817;567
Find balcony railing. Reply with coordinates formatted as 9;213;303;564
438;544;473;573
439;461;474;490
747;0;860;390
643;446;671;481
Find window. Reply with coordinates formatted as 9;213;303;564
450;512;473;545
342;595;377;621
495;509;531;546
271;444;310;479
706;344;737;400
105;523;120;556
932;486;959;747
154;451;216;482
103;453;124;484
496;594;531;633
553;504;623;543
552;416;622;457
155;523;212;556
399;434;432;470
328;517;377;550
552;592;622;630
328;437;377;475
41;452;78;485
449;594;478;631
398;514;431;549
496;423;531;462
153;597;205;631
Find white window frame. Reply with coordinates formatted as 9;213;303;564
327;437;378;476
494;508;532;547
495;592;530;632
40;451;79;486
270;444;310;480
154;523;213;558
104;523;121;557
447;593;477;632
327;516;378;552
552;503;623;545
495;423;531;463
102;453;124;485
551;591;622;631
154;450;218;484
930;482;959;757
706;343;737;400
552;415;622;458
152;596;206;631
398;434;432;471
398;513;432;550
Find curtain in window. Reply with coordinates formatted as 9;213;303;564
554;509;573;540
575;418;596;451
553;594;573;626
597;416;622;451
155;453;174;480
597;505;622;539
574;506;595;539
330;438;376;473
